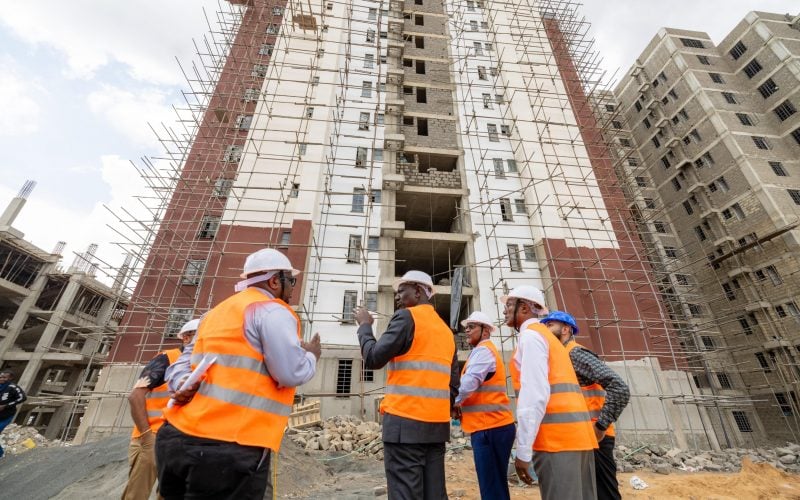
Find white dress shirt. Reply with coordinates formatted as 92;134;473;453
166;287;316;391
514;318;550;462
455;341;496;405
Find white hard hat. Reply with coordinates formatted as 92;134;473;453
392;270;435;296
240;248;300;278
460;311;497;331
178;318;200;336
499;285;548;313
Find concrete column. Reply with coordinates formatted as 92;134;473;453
0;262;56;359
44;368;85;440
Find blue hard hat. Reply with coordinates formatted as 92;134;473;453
540;311;579;335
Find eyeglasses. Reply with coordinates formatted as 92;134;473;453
279;272;297;287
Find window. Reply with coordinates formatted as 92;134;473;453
694;225;707;240
793;127;800;145
742;58;762;78
709;72;724;83
366;29;375;42
470;20;478;31
356;147;368;167
289;183;299;198
370;190;381;204
643;117;651;129
717;176;730;192
467;0;475;10
722;92;737;104
651;136;660;148
416;60;426;74
326;1;333;9
415;36;424;49
523;245;535;261
243;88;260;102
635;176;647;187
756;352;772;373
482;93;492;109
680;38;705;48
347;235;362;263
722;282;736;300
789;189;800;205
770;161;788;176
605;104;615;112
672;177;682;191
367;236;379;252
272;6;284;15
664;247;678;258
501;125;511;137
683;200;693;215
654;221;667;233
500;198;513;221
213;178;233;198
514;198;526;214
620;138;632;147
643;198;655;209
752;136;770;150
764;265;782;285
298;143;307;155
266;24;279;35
236;115;253;130
675;274;690;286
336;359;353;393
477;66;487;80
312;76;320;86
690;129;701;142
182;259;207;285
661;156;671;169
774;100;797;122
198;215;220;239
361;82;372;97
306;107;314;118
473;41;483;56
697;55;711;65
165;308;193;336
259;43;274;56
729;40;747;60
776;393;794;416
416;87;427;103
634;101;642;112
776;305;787;318
352;188;365;212
507;244;522;271
700;336;714;350
732;411;753;432
757;79;779;99
373;148;383;162
717;373;732;389
612;120;622;129
359;112;370;130
493;158;504;178
679;109;689;120
403;116;414;126
412;14;423;26
485;42;492;51
364;54;374;69
688;303;703;316
738;316;754;335
627;157;638;167
223;145;242;163
487;124;499;142
417;118;428;136
507;159;518;173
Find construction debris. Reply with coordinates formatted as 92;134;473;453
615;442;800;474
0;424;65;456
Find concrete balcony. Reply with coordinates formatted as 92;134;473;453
387;68;404;85
382;173;405;190
384;133;405;151
380;220;405;238
386;97;405;114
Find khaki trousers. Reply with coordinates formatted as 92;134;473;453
122;434;163;500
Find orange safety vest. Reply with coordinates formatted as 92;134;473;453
509;347;521;395
381;304;455;423
132;348;181;438
165;287;301;451
522;323;598;452
566;340;616;437
460;340;515;433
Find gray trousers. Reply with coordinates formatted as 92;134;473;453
533;450;597;500
383;441;447;500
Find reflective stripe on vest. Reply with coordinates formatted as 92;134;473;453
165;288;300;451
460;340;515;433
525;324;598;452
381;304;455;423
132;348;182;438
566;341;616;437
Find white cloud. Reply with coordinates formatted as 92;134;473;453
0;155;150;284
0;1;226;84
87;85;176;148
0;58;43;136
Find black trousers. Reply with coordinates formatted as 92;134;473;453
155;422;270;500
595;436;621;500
383;441;447;500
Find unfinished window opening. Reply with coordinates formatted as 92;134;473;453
403;116;415;126
417;88;427;103
417;118;428;136
336;359;353;393
198;216;220;239
415;14;423;25
415;36;424;49
416;60;425;74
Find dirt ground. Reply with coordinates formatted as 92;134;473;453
441;454;800;500
2;435;800;499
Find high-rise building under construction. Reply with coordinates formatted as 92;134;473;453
77;0;726;447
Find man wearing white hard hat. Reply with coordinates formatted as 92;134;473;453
501;286;598;500
453;311;515;500
354;270;458;499
157;249;321;499
122;318;198;500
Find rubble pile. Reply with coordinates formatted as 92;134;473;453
0;424;64;456
615;442;800;475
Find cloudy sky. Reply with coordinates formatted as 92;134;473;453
0;1;796;281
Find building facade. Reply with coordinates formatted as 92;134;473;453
611;11;800;445
79;0;709;447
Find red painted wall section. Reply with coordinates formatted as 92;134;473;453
541;17;682;368
109;0;300;363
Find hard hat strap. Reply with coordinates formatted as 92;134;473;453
234;271;278;292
